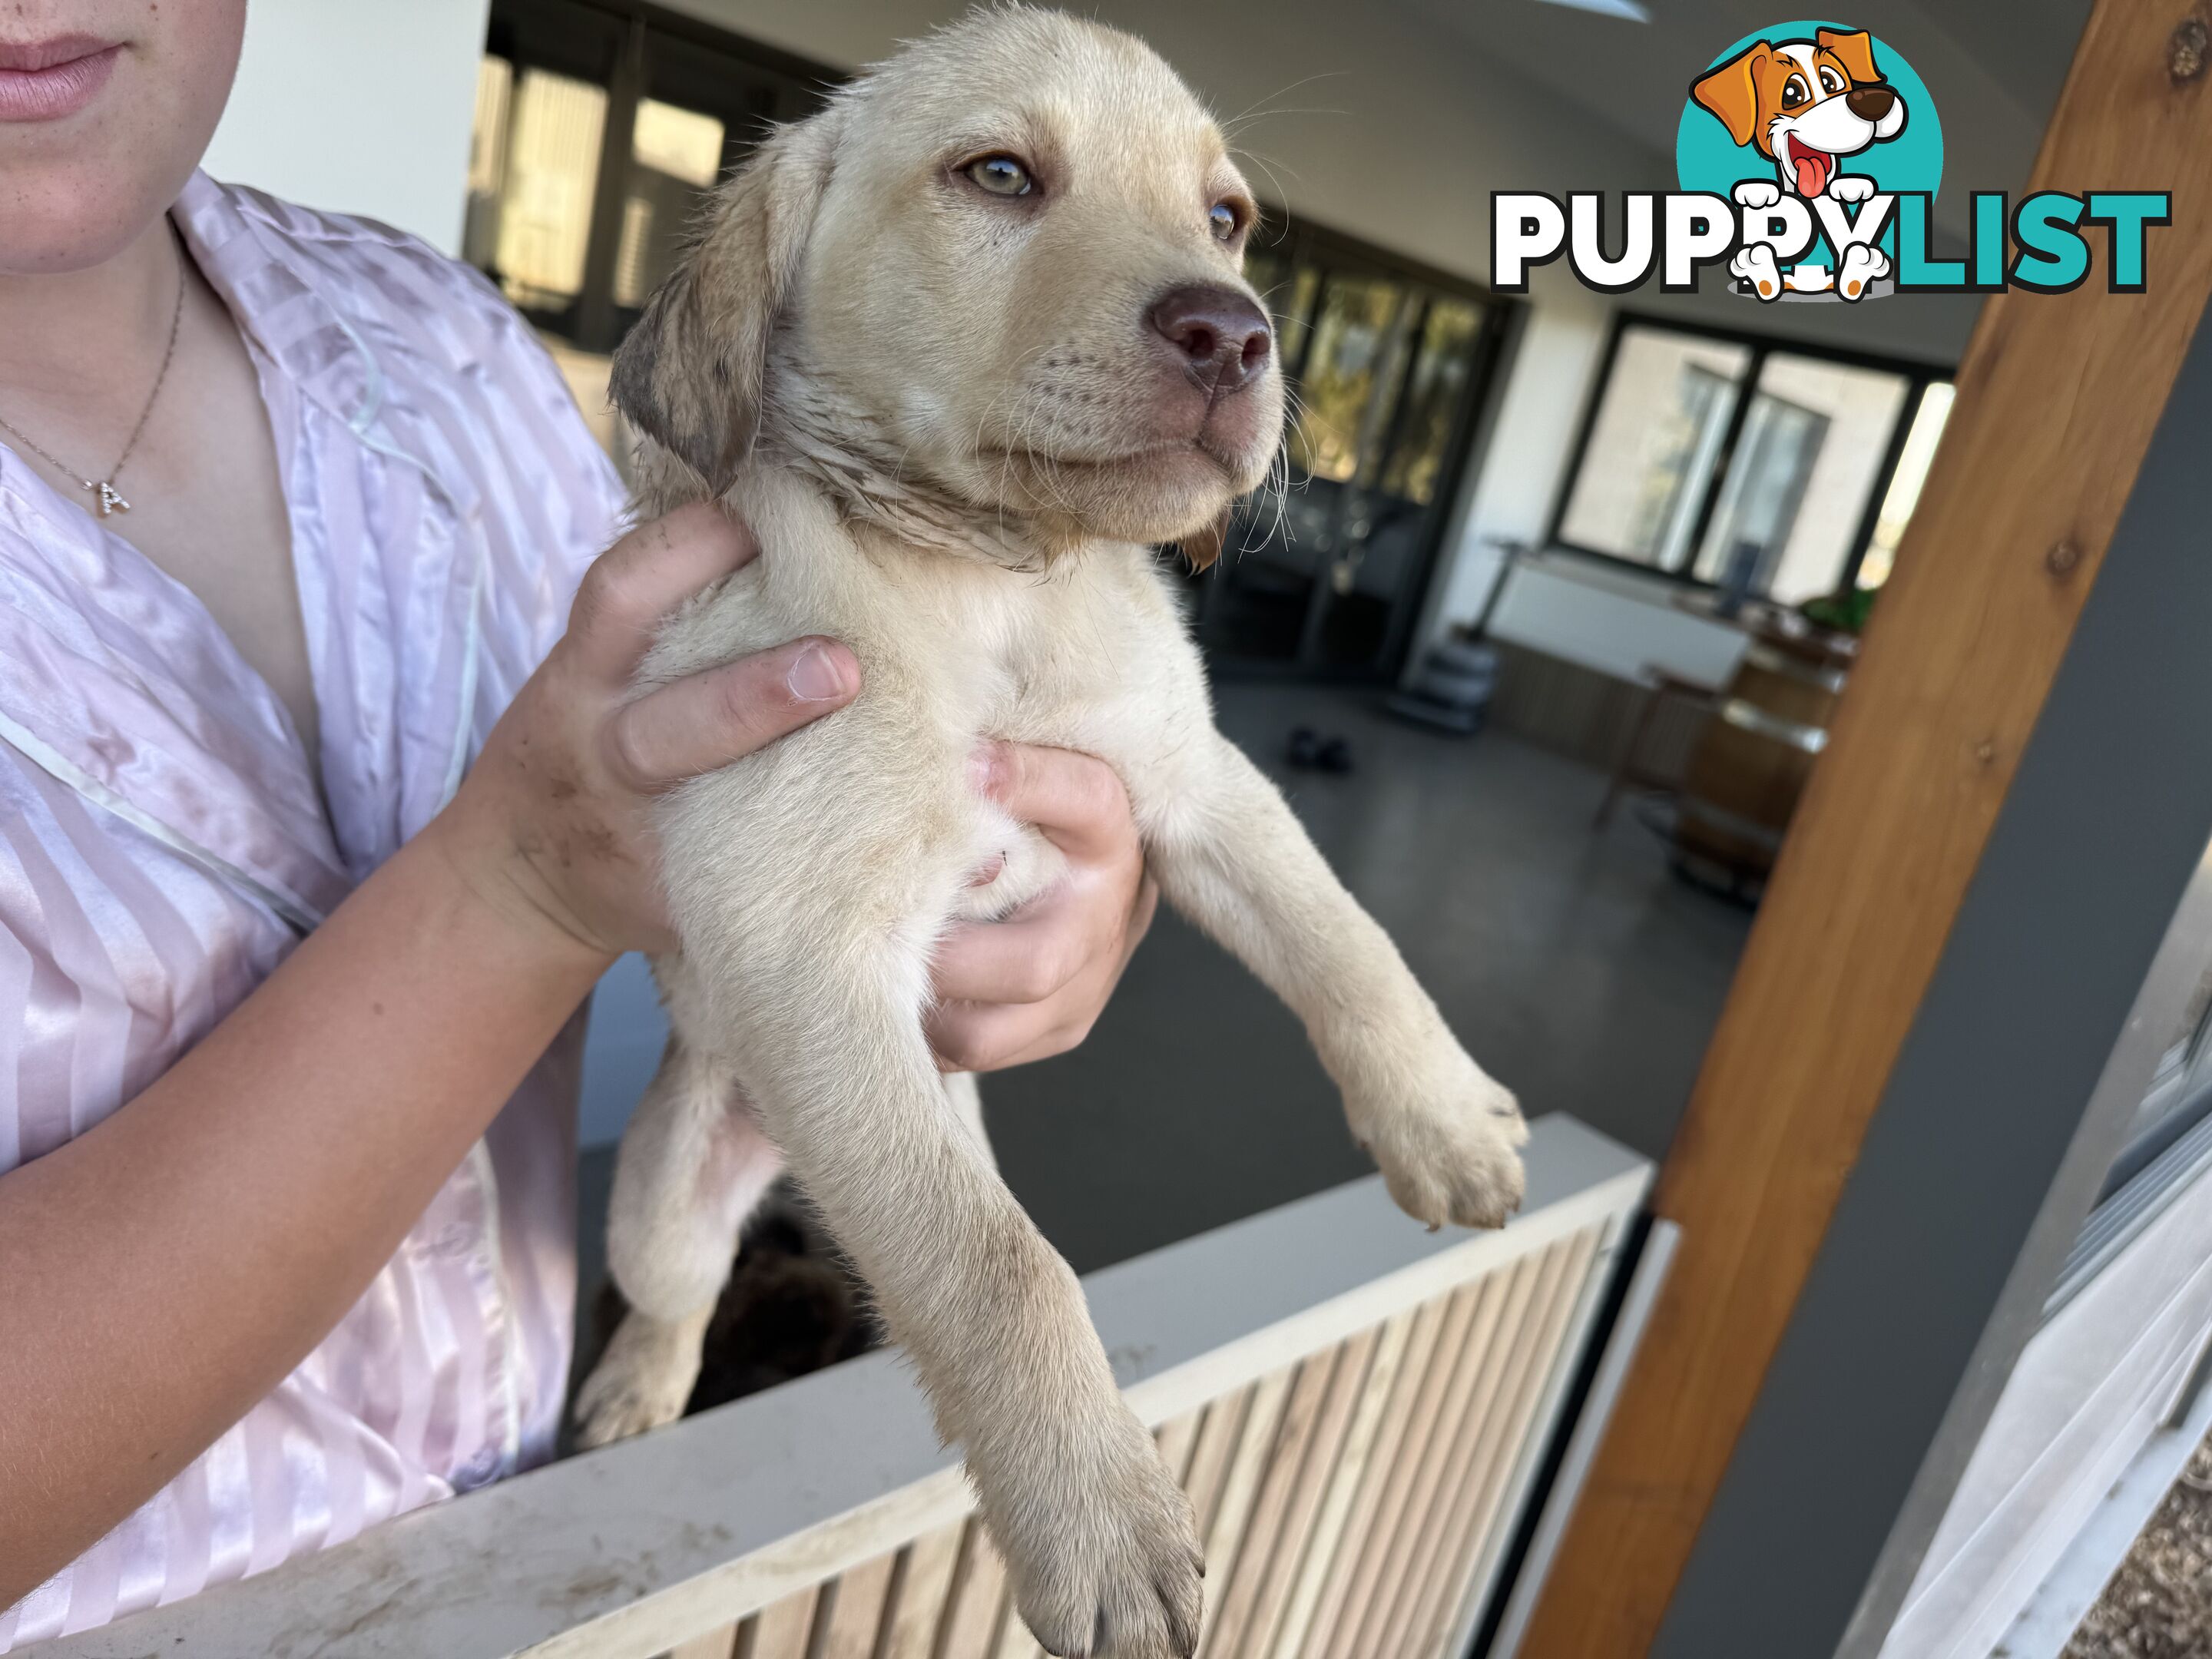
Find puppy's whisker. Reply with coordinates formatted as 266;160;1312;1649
1217;71;1348;135
1221;110;1346;142
1230;147;1304;203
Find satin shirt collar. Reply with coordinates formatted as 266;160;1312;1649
0;174;489;929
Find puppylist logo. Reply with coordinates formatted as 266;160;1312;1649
1493;20;2170;303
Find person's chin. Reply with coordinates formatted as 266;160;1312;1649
0;155;195;276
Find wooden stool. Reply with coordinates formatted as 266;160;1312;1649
1594;667;1723;830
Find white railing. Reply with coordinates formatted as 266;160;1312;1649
41;1116;1649;1659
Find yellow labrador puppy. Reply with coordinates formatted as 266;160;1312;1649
575;8;1526;1654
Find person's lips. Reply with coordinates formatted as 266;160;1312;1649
0;37;121;123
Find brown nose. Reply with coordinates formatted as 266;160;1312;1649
1846;84;1896;121
1148;284;1271;393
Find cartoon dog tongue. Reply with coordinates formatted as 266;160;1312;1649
1786;134;1833;196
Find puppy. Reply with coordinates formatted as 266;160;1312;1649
571;10;1526;1655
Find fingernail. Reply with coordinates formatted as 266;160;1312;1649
787;641;852;703
969;742;1005;794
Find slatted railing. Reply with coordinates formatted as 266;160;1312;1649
42;1116;1647;1659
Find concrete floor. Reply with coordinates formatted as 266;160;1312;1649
576;683;1751;1289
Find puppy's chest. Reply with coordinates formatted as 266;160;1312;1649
949;582;1185;757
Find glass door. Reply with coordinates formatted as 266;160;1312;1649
466;1;829;460
1188;232;1511;680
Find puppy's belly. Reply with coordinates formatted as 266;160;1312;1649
952;807;1065;923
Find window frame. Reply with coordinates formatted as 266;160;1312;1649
1544;309;1954;600
477;0;837;355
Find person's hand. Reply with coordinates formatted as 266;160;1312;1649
429;502;861;962
926;743;1157;1072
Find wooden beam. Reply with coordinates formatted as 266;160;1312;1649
1518;4;2212;1652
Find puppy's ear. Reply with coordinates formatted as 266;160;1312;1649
611;113;839;495
1816;28;1882;86
1690;41;1771;150
1178;508;1232;572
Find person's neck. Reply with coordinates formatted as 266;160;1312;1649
0;215;181;410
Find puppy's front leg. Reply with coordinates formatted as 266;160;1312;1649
663;773;1200;1659
1145;737;1526;1228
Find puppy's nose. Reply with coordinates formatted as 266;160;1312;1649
1846;84;1896;121
1148;284;1272;393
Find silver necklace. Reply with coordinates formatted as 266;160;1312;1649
0;241;187;518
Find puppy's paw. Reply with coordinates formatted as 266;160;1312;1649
1829;173;1876;204
572;1308;707;1449
1839;243;1890;300
1730;243;1783;300
1733;180;1782;209
981;1404;1204;1658
1357;1052;1528;1232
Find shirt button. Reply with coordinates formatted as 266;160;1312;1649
432;1221;478;1260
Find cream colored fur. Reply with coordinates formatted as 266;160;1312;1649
572;11;1525;1656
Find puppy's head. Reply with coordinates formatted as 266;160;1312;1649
1690;28;1906;197
613;5;1283;558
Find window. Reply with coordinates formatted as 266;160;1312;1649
464;0;834;462
1557;326;1751;571
1551;316;1953;604
616;99;727;308
1856;382;1955;589
2047;856;2212;1320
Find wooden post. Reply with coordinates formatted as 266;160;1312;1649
1518;3;2212;1652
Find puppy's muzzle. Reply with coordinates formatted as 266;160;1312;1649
1846;83;1898;121
1148;284;1272;395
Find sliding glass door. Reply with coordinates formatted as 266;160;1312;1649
1185;232;1514;681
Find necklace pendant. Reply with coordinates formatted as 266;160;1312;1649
88;480;129;517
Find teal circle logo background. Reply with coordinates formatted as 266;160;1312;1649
1674;22;1942;269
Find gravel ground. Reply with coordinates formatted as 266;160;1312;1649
2065;1434;2212;1657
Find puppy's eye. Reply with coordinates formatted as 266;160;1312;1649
1818;65;1844;94
965;154;1032;197
1210;202;1241;241
1782;73;1810;106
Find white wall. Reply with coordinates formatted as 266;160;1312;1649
1486;555;1749;688
201;0;493;254
1408;290;1611;648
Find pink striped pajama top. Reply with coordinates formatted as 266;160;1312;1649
0;173;628;1648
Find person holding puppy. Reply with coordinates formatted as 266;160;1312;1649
0;2;1157;1643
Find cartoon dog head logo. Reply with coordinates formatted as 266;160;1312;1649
1690;28;1907;204
1676;22;1941;303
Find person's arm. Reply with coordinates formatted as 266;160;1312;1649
0;502;1161;1601
0;506;859;1600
